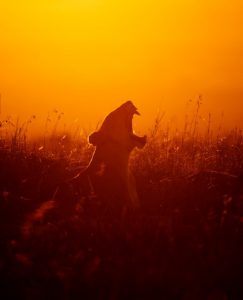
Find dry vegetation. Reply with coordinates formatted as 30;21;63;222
0;103;243;299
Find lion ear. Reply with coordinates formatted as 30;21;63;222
88;131;104;146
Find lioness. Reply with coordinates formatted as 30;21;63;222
82;101;146;213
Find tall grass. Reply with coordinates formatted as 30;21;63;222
1;100;242;177
0;102;243;299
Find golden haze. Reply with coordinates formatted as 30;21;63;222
0;0;242;133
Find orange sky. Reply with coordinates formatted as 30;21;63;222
0;0;242;133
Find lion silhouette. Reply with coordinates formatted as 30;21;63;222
82;101;146;213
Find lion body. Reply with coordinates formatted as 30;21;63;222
85;101;146;211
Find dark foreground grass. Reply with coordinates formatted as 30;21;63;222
0;120;243;300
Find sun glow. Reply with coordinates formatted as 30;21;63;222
0;0;242;132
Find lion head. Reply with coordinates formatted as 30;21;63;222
89;101;145;150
